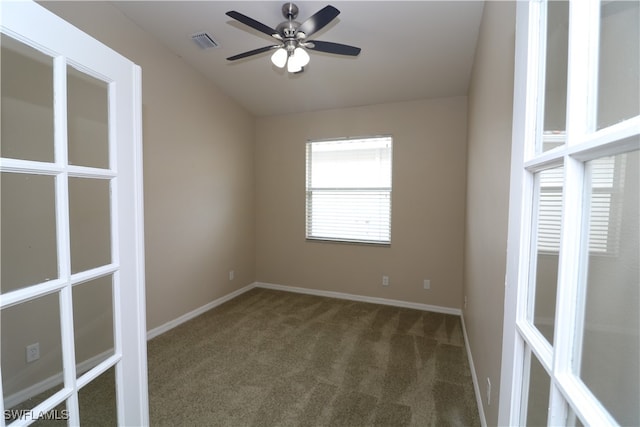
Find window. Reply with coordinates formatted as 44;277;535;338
305;136;392;245
537;141;624;254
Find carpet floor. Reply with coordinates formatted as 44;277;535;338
9;287;480;426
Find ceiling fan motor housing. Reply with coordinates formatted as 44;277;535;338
277;3;303;54
282;3;299;20
276;20;300;40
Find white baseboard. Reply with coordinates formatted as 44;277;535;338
461;313;488;427
147;281;461;343
255;281;462;316
4;349;112;409
146;282;256;340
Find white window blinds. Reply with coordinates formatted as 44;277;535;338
538;154;624;254
305;136;392;244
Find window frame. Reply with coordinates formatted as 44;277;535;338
305;135;393;246
499;1;640;426
536;151;625;256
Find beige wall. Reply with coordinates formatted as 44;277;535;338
1;1;255;398
463;2;516;426
255;97;468;308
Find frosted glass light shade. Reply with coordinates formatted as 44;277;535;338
287;57;303;73
287;47;309;73
293;47;310;67
271;48;287;68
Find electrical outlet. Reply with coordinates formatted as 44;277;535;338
229;270;235;281
486;377;491;406
423;279;430;290
26;343;40;363
382;275;389;286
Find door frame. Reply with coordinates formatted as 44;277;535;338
499;0;640;425
0;1;148;425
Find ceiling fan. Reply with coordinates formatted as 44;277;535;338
225;3;361;74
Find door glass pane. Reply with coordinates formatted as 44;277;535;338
530;166;564;343
1;172;58;293
73;275;114;373
1;293;64;417
597;1;640;129
540;0;569;153
78;366;117;425
69;177;112;273
67;66;109;169
523;349;551;426
0;34;54;163
578;148;639;426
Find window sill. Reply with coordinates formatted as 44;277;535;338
305;237;391;247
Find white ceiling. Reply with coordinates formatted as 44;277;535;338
112;1;484;117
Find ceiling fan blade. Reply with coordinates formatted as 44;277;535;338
297;5;340;38
227;45;279;61
307;40;361;56
226;11;279;38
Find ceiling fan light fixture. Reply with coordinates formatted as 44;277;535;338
285;47;309;73
293;47;310;67
271;48;288;68
287;57;303;73
226;3;361;74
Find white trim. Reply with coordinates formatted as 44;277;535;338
0;161;118;181
0;279;68;310
146;280;463;341
131;63;150;427
146;283;257;340
116;61;149;427
460;314;487;427
569;116;640;160
555;373;618;426
255;282;462;315
70;264;119;286
76;353;121;389
498;2;533;424
3;350;113;410
0;158;63;175
10;389;72;426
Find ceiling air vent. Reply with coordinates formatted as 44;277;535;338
191;32;219;49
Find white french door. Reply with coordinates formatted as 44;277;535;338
500;0;639;426
1;1;148;425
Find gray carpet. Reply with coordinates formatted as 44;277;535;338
148;288;479;426
9;288;480;426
